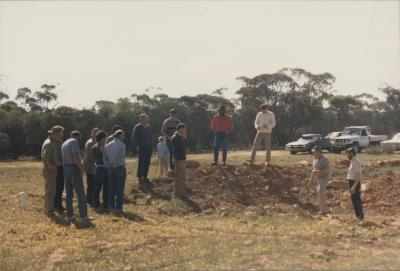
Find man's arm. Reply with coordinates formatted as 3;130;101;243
131;126;139;155
43;145;56;170
254;113;261;130
270;112;276;129
211;115;216;131
228;115;234;133
351;164;362;194
162;120;168;137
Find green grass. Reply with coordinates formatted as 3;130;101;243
0;150;400;270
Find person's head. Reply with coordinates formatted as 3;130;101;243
48;125;64;141
169;109;177;119
111;125;122;135
158;136;165;143
95;130;107;145
312;146;322;158
260;103;268;113
218;105;226;116
70;130;81;141
345;148;356;160
176;123;186;134
139;113;150;124
114;129;125;141
91;127;100;139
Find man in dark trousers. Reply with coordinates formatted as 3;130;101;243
345;147;364;221
162;109;180;172
172;123;187;198
132;113;154;189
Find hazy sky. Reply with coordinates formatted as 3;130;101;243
0;1;399;108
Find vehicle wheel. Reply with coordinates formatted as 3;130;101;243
352;143;360;153
290;151;297;155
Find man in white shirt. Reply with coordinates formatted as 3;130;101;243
249;104;276;165
345;148;364;220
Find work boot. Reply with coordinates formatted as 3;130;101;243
144;178;154;188
211;161;218;166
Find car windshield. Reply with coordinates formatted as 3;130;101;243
301;136;317;140
344;128;360;135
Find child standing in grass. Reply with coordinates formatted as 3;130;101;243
157;136;170;176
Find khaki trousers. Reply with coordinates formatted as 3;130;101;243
174;160;186;198
317;178;329;213
250;132;272;163
159;156;169;176
43;167;57;214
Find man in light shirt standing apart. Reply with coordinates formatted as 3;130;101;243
104;130;127;214
345;147;364;221
249;103;276;166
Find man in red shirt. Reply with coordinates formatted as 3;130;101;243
211;105;234;165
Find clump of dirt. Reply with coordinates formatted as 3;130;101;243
363;170;400;214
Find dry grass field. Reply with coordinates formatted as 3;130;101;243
1;150;400;270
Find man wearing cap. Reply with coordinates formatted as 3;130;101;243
162;109;180;172
132;113;154;189
104;129;127;213
172;123;187;198
83;127;100;206
106;125;123;144
249;104;276;166
62;130;89;222
309;146;331;214
41;126;64;216
345;148;364;221
211;105;234;165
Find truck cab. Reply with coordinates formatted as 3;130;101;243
332;126;388;153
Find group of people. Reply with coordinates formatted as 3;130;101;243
41;103;364;223
41;109;189;222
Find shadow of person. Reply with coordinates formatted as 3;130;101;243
49;213;70;227
121;211;145;222
74;219;96;229
178;196;202;213
147;187;172;200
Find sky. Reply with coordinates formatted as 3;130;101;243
0;1;399;108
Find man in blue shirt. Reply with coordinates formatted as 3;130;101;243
104;129;127;213
61;130;89;223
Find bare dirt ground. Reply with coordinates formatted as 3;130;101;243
1;151;400;270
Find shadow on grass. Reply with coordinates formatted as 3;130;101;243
179;196;202;213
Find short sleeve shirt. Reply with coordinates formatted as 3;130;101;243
347;157;362;180
61;138;81;165
41;138;58;166
313;155;330;180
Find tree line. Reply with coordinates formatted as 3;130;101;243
0;68;399;159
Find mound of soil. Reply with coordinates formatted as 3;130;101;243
131;160;400;216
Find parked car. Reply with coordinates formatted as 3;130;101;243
325;131;348;153
285;134;331;155
331;126;388;153
381;133;400;151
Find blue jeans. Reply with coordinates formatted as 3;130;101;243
64;165;88;218
107;166;126;211
214;132;228;162
94;166;108;208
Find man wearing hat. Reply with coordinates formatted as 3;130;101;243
309;146;331;214
211;105;234;165
132;113;154;189
162;109;180;172
41;125;64;216
83;127;100;206
345;147;364;221
249;103;276;166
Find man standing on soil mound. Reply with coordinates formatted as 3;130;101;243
172;123;187;198
249;103;276;166
345;148;364;221
309;146;331;215
211;105;234;166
